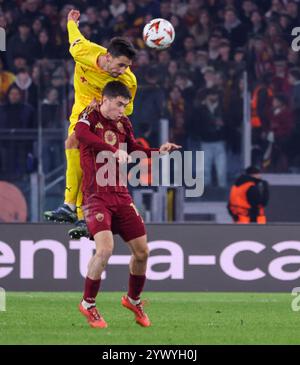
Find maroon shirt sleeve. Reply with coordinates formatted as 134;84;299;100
125;119;159;157
75;111;118;153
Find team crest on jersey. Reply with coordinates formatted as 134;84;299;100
104;130;117;145
95;122;103;129
117;122;125;133
96;213;104;222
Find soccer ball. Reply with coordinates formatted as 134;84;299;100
143;18;175;50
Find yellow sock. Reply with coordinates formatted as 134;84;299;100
65;149;82;206
76;183;84;221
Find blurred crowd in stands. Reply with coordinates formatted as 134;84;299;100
0;0;300;187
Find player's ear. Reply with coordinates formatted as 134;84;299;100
106;53;112;63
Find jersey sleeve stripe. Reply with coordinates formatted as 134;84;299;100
78;119;90;126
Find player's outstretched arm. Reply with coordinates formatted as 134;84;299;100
67;9;85;45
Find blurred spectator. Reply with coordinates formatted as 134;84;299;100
286;0;299;29
191;87;227;187
265;0;285;19
251;72;274;166
159;1;172;19
190;9;212;48
225;77;244;177
36;29;56;59
11;56;30;74
21;0;43;23
249;10;266;37
272;56;290;94
134;50;150;84
6;20;38;70
0;57;15;104
41;87;63;173
13;68;38;107
0;85;35;129
207;33;221;61
288;68;300;120
248;35;273;80
240;0;258;30
167;85;185;145
109;0;126;18
32;16;45;38
287;48;300;68
222;7;248;49
41;87;61;128
131;66;165;146
268;94;294;172
212;40;231;77
183;0;203;28
170;0;188;17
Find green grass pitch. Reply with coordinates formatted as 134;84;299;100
0;292;300;345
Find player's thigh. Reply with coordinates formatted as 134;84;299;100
94;230;114;255
83;194;113;237
114;196;146;243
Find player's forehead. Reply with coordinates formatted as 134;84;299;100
111;55;132;66
113;95;130;105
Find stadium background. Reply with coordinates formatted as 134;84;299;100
1;0;300;345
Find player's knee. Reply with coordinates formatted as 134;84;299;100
134;246;149;263
94;248;113;265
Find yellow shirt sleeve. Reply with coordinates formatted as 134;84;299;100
67;20;105;69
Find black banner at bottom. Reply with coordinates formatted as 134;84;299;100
0;345;299;363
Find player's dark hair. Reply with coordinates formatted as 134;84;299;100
245;166;261;175
107;37;137;60
102;81;132;100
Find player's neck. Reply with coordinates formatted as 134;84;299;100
99;106;111;120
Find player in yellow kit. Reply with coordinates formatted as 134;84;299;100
44;9;137;239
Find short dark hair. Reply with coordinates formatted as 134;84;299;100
107;37;137;60
245;166;261;175
102;81;132;100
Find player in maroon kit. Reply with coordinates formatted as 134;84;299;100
75;81;180;328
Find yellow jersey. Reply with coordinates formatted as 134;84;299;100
67;20;137;127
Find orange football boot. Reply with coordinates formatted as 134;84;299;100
79;302;108;328
121;295;151;327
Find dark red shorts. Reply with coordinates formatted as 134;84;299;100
83;192;146;241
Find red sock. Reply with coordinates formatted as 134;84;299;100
83;277;101;304
127;273;146;301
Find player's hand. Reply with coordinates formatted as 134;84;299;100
89;98;101;113
68;9;80;23
114;149;132;164
159;142;182;154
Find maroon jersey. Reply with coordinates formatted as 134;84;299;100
75;107;158;193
